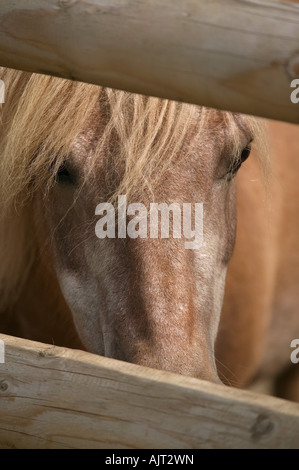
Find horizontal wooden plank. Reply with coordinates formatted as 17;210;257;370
0;333;299;449
0;0;298;123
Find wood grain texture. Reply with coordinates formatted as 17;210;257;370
0;333;299;449
0;0;298;122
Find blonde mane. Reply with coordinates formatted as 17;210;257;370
0;67;267;310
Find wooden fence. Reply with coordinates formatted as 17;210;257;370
1;334;299;449
0;0;298;122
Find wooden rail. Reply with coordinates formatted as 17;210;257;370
0;334;299;449
0;0;298;122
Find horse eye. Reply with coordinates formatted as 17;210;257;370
240;144;251;163
56;163;75;184
226;143;252;180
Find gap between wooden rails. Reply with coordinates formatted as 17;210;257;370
0;0;298;123
0;333;299;449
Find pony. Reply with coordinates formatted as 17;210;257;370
1;68;299;400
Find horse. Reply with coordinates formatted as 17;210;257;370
1;67;299;401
